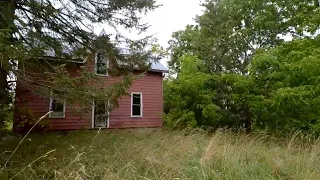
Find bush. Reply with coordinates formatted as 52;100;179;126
164;37;320;135
14;107;50;134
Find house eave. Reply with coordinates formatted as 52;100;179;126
41;56;87;64
42;57;168;73
149;69;169;73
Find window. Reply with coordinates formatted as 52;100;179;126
49;98;65;118
131;93;142;117
95;53;108;76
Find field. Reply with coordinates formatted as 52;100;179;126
0;129;320;180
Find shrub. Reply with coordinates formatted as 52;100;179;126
14;107;50;133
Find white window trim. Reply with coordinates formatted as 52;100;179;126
49;97;66;118
91;101;94;128
131;92;143;118
94;52;109;76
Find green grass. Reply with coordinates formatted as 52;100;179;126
0;129;320;179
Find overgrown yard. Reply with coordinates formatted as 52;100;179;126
1;129;320;179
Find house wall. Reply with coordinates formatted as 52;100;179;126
107;71;164;128
14;56;164;131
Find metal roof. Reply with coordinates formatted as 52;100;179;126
41;29;169;73
42;53;168;73
151;62;168;72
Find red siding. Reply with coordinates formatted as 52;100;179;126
14;56;164;130
108;72;164;129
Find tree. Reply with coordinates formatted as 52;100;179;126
165;0;320;133
167;25;201;74
0;0;161;135
250;36;320;134
164;0;320;133
164;55;219;129
165;36;320;134
169;0;320;75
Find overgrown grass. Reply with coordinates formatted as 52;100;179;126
0;129;320;179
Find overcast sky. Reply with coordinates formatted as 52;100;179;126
96;0;204;66
138;0;204;48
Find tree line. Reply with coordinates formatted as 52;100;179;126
164;0;320;134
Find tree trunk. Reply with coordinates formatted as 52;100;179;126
0;67;9;134
244;106;252;134
0;0;15;136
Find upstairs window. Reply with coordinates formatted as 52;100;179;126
131;93;142;117
49;98;65;118
95;53;108;76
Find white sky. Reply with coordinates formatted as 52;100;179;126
138;0;204;48
96;0;204;66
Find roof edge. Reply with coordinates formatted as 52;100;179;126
42;57;169;72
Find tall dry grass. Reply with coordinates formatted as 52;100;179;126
0;129;320;179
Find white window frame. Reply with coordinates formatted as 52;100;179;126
94;52;108;76
92;100;110;128
49;97;66;118
131;92;143;118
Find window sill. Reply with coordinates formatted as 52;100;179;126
131;116;143;118
95;74;108;77
92;127;109;129
49;116;65;119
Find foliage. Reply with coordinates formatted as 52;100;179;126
165;65;258;131
165;36;320;134
14;107;50;133
165;0;320;134
168;25;201;73
249;36;320;134
1;130;320;179
168;0;320;74
164;55;218;129
0;91;14;136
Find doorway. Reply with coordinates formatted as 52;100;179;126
92;101;109;128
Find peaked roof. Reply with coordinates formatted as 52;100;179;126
151;62;168;72
98;29;168;73
99;28;107;36
42;29;169;73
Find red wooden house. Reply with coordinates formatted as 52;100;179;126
13;37;168;130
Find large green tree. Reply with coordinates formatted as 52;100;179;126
0;0;161;135
250;36;320;134
169;0;320;75
165;37;320;134
165;0;320;133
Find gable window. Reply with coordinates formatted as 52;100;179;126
131;93;142;117
49;98;65;118
95;53;108;76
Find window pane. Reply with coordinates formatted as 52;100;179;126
97;54;107;63
96;53;108;75
132;94;141;105
51;111;64;117
96;63;107;74
51;100;64;112
95;115;107;124
132;105;141;116
95;101;106;115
